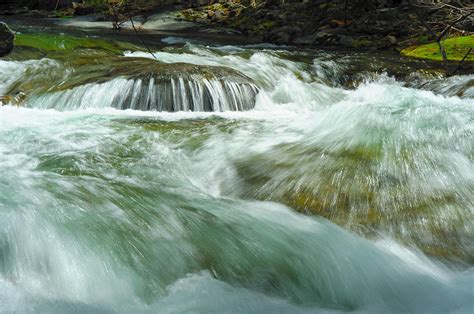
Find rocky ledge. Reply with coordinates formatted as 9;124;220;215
0;22;14;57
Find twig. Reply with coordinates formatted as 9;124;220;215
450;47;472;75
409;1;449;70
438;11;473;41
129;16;157;60
408;0;473;74
123;0;157;60
410;1;437;39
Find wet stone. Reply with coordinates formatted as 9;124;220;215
0;22;15;57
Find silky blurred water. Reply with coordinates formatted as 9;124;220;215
0;40;473;313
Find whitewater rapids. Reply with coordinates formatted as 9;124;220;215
0;40;473;313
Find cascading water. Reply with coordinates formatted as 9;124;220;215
0;33;473;313
30;77;258;112
0;55;259;112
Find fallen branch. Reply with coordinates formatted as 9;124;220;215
409;1;449;70
409;0;473;75
438;11;473;41
121;1;157;60
128;16;157;60
450;47;472;75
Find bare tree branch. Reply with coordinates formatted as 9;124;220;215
409;0;473;75
438;11;473;41
128;16;157;60
450;47;473;75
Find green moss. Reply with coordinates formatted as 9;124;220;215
15;33;140;54
401;35;474;61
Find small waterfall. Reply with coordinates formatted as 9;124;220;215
29;76;259;112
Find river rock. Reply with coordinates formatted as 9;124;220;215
314;30;333;41
0;22;14;57
387;35;398;45
293;35;317;45
269;26;301;44
274;32;291;45
338;35;354;47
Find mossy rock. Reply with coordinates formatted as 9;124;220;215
233;140;474;263
15;33;140;55
119;117;239;151
401;35;474;61
108;58;254;83
44;56;257;92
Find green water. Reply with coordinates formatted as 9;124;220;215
0;32;473;313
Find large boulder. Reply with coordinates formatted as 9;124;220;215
0;22;14;57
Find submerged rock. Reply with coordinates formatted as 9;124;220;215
235;124;474;264
0;91;27;106
0;22;14;57
25;57;259;112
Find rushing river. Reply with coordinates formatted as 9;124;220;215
0;31;473;313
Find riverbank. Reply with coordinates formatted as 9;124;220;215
2;1;473;58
